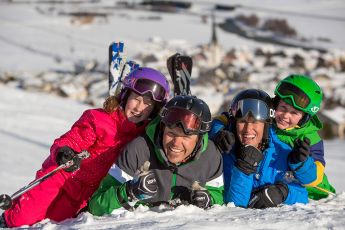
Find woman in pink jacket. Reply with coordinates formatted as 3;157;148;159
2;67;170;227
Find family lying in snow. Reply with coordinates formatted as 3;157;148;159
0;67;336;227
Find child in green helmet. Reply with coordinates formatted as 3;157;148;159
274;74;336;200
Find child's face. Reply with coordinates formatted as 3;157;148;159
124;91;155;123
275;100;304;130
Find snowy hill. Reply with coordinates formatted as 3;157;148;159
1;0;345;229
1;76;345;230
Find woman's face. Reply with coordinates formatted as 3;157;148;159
236;117;265;148
275;100;304;130
124;91;155;123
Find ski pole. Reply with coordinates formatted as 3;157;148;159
284;171;336;197
314;185;336;196
0;150;90;210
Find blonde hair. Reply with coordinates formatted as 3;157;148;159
103;95;120;113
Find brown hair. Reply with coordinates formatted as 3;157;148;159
103;95;120;113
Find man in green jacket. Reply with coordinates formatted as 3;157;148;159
88;95;224;216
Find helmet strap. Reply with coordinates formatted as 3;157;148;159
184;135;203;162
298;114;311;127
259;123;270;151
119;89;130;109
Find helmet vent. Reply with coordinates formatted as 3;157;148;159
186;98;193;110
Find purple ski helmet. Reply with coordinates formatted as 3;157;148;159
121;67;170;103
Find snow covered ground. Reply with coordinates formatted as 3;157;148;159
0;85;345;229
1;0;345;229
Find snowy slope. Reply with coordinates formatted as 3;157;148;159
1;0;345;229
0;80;345;230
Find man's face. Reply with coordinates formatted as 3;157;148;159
236;116;265;148
162;125;199;164
275;100;304;130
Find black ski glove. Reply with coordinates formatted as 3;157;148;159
289;137;311;164
190;189;212;209
235;145;263;175
248;182;289;209
126;170;158;201
213;129;235;153
56;146;81;172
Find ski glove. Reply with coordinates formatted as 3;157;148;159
190;189;212;209
213;129;235;153
235;145;263;175
289;137;311;164
56;146;81;172
126;170;158;201
248;182;289;209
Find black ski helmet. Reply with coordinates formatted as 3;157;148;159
230;89;274;150
230;89;274;123
160;95;211;135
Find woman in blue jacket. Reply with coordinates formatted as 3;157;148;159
210;89;309;209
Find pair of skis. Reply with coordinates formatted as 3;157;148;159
108;41;193;97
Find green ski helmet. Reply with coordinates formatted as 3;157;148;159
274;74;323;116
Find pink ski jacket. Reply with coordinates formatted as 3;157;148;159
4;108;148;227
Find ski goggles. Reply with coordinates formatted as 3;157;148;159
275;81;311;110
161;107;209;135
231;98;273;122
132;78;167;102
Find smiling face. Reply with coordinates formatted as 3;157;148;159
124;91;155;123
236;116;265;148
275;100;304;130
162;125;199;164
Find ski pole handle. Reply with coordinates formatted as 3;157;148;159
0;150;90;210
0;194;12;210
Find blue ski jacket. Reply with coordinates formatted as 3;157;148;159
209;119;309;207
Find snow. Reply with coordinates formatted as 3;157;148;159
0;75;345;230
322;107;345;124
1;0;345;229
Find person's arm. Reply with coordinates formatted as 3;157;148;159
208;114;228;139
223;152;255;207
204;142;224;206
88;138;140;216
290;157;317;185
89;137;155;216
289;139;323;185
310;140;325;166
228;166;254;207
50;109;98;161
284;182;309;205
306;141;326;187
247;181;308;209
88;172;128;216
226;145;263;207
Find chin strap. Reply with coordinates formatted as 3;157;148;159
298;114;311;127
